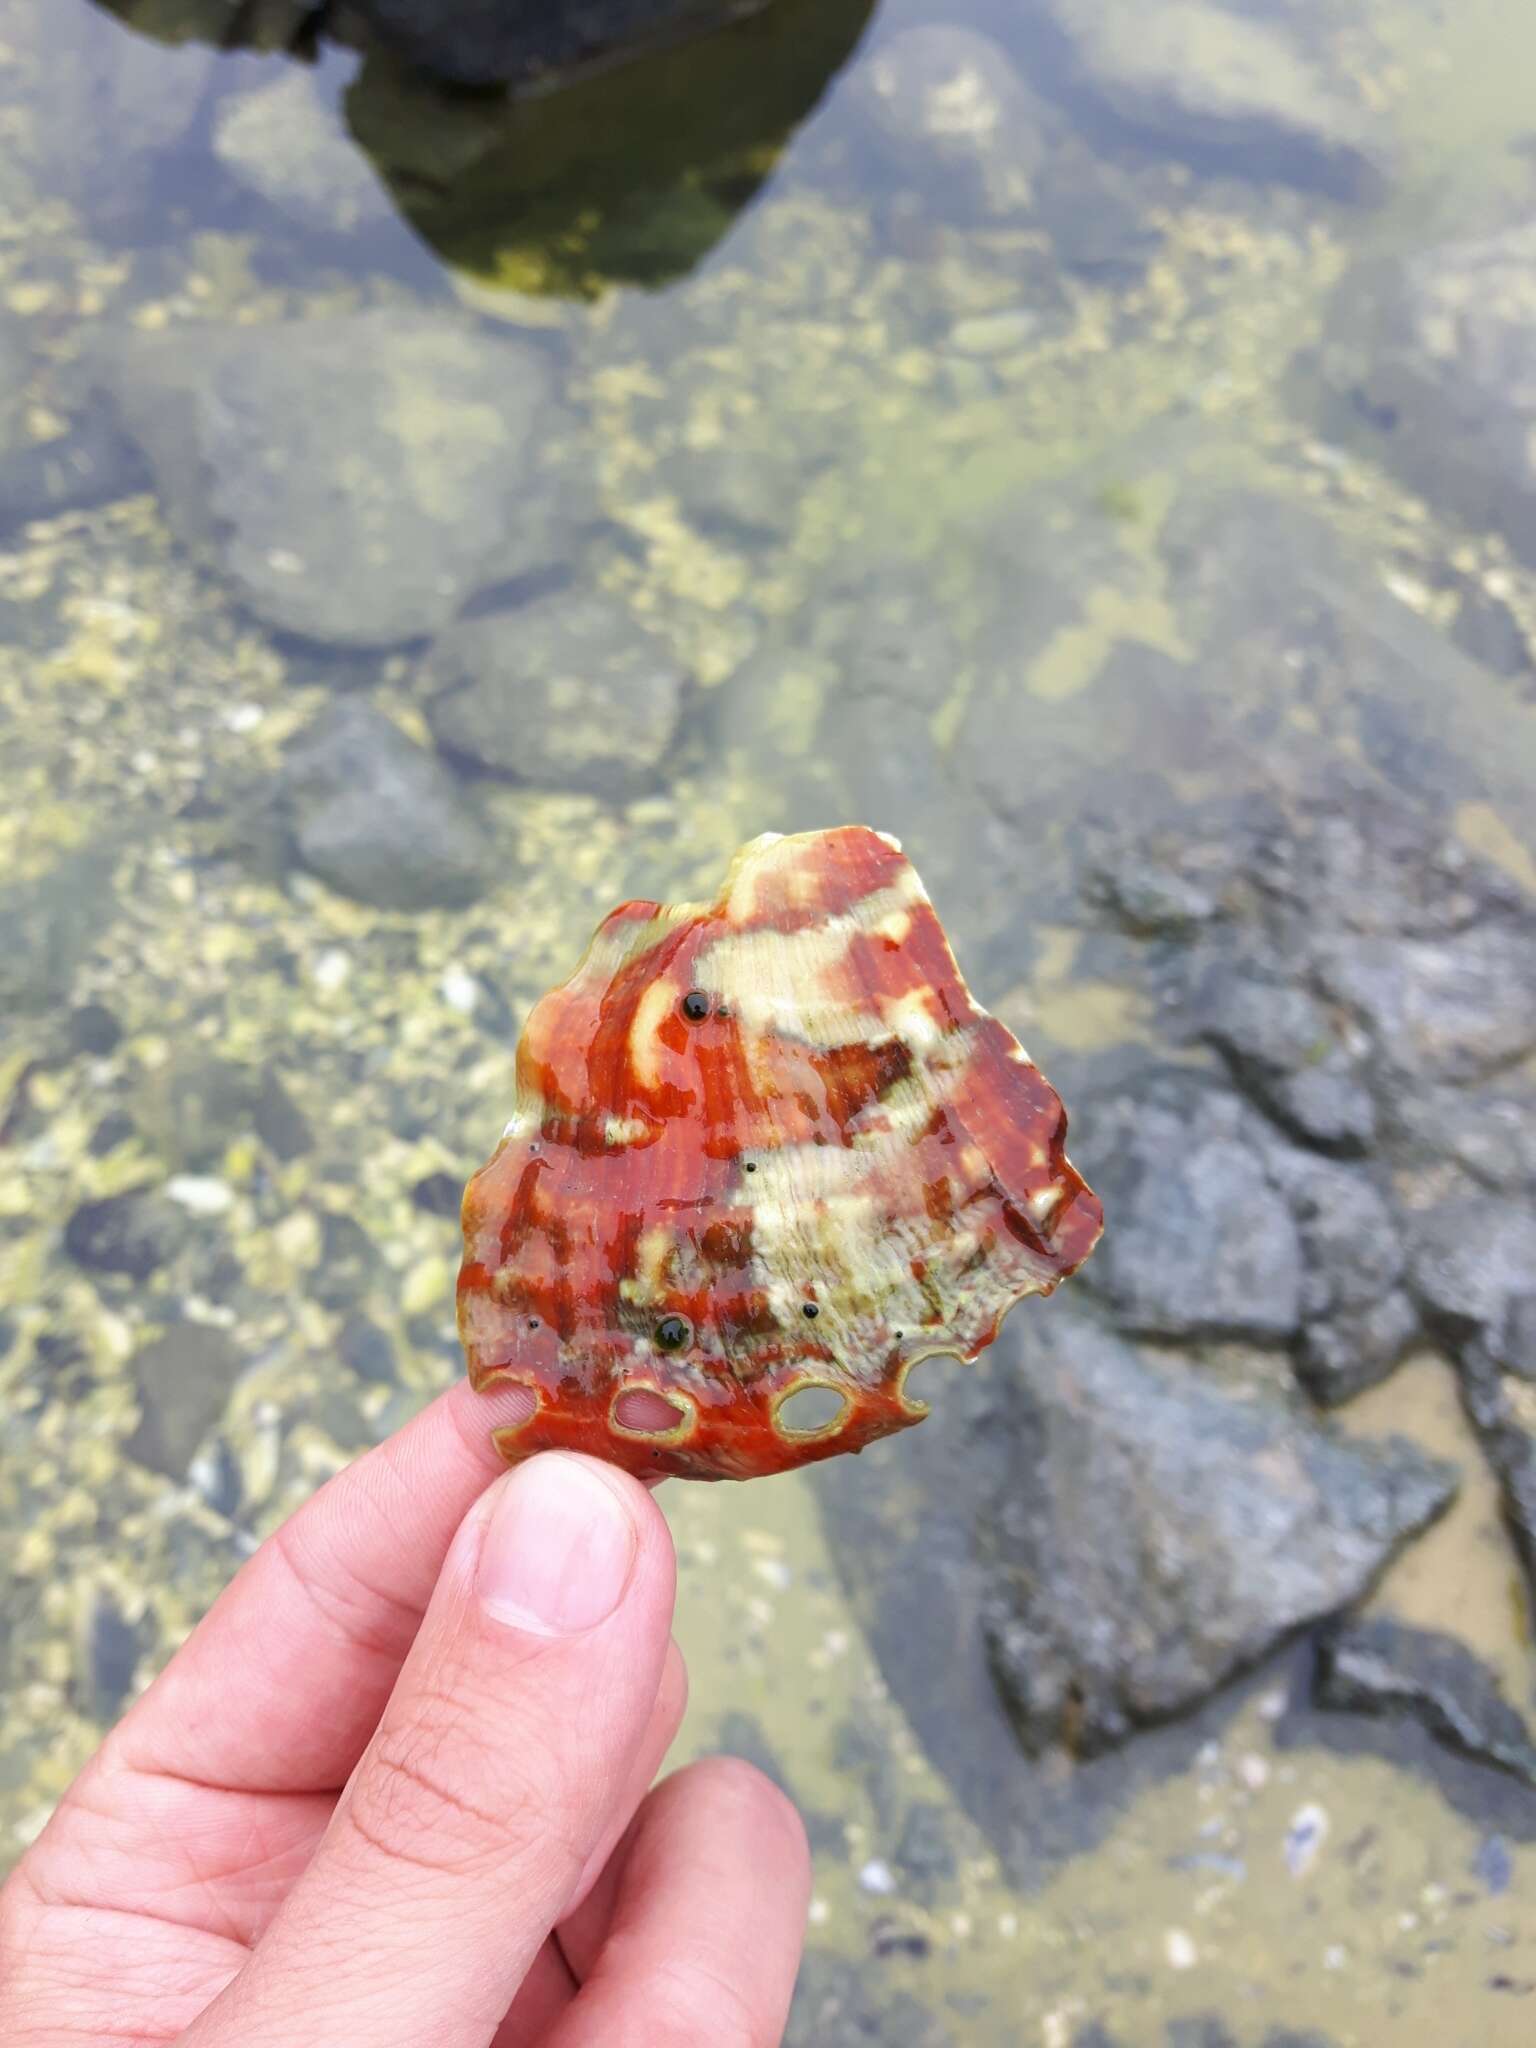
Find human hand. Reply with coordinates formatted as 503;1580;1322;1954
0;1380;811;2046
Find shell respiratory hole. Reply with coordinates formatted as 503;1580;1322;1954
458;825;1102;1481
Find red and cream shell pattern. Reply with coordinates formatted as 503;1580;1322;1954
458;825;1103;1481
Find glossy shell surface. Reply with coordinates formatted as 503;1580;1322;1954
459;826;1102;1480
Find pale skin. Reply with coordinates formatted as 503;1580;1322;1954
0;1379;812;2047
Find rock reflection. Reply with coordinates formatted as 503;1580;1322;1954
88;0;876;295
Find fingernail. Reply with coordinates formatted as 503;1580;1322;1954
477;1455;639;1636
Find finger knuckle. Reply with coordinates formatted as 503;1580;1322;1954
345;1706;584;1895
648;1956;765;2048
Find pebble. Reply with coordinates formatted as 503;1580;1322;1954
1285;1801;1329;1878
1165;1927;1198;1970
164;1174;234;1216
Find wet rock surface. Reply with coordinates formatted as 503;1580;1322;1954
1315;1618;1536;1790
422;590;687;799
819;750;1536;1836
101;312;556;647
1324;219;1536;567
979;1310;1454;1757
1033;0;1390;198
281;700;493;909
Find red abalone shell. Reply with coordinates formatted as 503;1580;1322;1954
458;826;1102;1480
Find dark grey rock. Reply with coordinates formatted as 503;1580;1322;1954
67;1003;123;1058
1408;1194;1536;1367
1312;919;1536;1086
63;1189;190;1281
125;1321;247;1478
1037;0;1390;200
347;0;773;87
312;1209;385;1313
102;312;557;648
1392;1082;1536;1197
1295;1290;1421;1408
253;1069;314;1160
1193;966;1377;1152
73;1585;145;1725
894;1800;959;1897
339;1314;397;1385
1326;221;1536;567
844;25;1048;221
422;592;686;799
1316;1617;1536;1789
282;701;492;910
1456;1346;1536;1602
1089;848;1220;934
1079;1072;1304;1343
979;1309;1457;1756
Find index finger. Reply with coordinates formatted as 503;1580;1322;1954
112;1377;542;1792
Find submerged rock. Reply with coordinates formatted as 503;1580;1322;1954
212;65;393;235
843;24;1048;221
1324;220;1536;568
0;844;120;1018
1315;1617;1536;1789
979;1310;1456;1757
0;392;148;537
422;590;686;799
101;312;556;647
1036;0;1390;199
63;1188;191;1281
282;701;492;909
30;3;217;218
126;1321;248;1479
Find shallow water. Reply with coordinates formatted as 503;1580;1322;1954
2;0;1536;2041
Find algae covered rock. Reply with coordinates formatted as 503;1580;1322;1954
422;590;686;799
101;311;557;647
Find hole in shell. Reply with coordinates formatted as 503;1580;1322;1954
776;1383;850;1437
493;1382;538;1429
898;1353;949;1414
613;1387;688;1435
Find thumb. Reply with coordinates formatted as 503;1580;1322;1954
185;1453;676;2048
